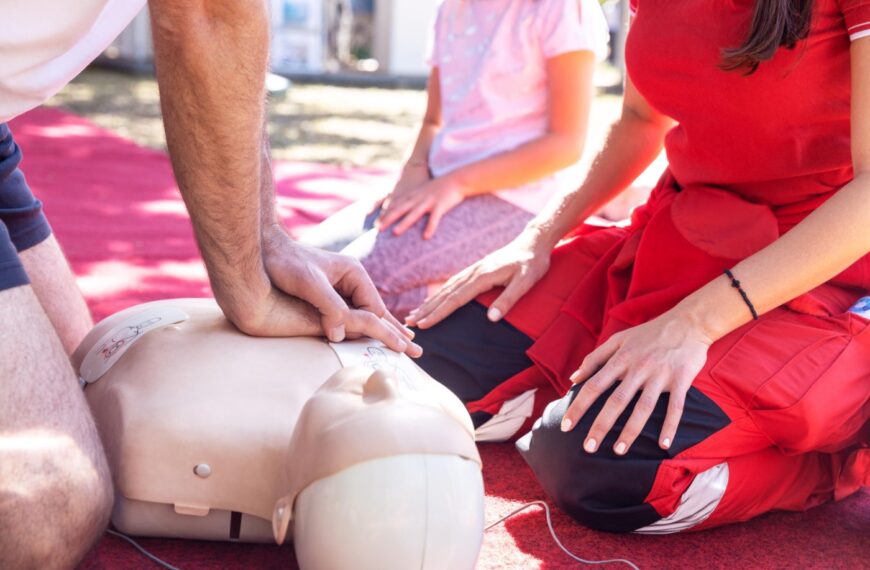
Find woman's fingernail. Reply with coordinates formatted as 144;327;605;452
614;442;627;455
560;418;573;432
404;327;416;339
487;307;502;322
569;371;579;382
584;438;597;453
661;438;671;449
396;339;408;352
328;325;346;343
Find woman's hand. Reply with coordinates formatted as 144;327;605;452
561;310;713;455
406;227;553;328
377;173;468;239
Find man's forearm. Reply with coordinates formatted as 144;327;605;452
259;117;281;232
404;121;439;167
149;0;271;306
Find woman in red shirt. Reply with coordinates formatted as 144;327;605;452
408;0;870;532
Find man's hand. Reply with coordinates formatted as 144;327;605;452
255;224;421;355
148;1;419;354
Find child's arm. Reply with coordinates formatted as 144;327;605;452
404;66;443;172
378;68;443;212
408;72;674;327
379;51;596;238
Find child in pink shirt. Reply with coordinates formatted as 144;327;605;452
305;0;609;318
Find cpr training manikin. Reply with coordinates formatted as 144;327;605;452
71;298;485;570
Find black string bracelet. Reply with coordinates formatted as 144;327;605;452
724;269;759;320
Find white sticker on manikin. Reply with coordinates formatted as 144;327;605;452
328;339;422;390
79;306;189;385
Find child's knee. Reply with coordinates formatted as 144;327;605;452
354;234;406;293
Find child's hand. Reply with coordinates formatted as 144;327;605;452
376;161;431;213
377;174;468;240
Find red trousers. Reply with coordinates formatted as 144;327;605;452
462;179;870;531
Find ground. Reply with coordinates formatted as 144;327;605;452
45;68;428;168
45;67;627;170
46;67;661;219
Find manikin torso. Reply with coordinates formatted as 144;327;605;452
71;299;484;569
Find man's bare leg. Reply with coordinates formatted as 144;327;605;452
0;285;112;569
19;235;93;355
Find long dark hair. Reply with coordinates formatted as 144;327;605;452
721;0;815;73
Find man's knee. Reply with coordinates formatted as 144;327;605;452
0;286;114;565
0;430;113;568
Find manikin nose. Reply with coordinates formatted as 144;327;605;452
362;370;400;402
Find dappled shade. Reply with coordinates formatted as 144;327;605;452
8;108;868;569
9;107;386;321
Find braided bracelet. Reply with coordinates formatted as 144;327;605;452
724;269;759;320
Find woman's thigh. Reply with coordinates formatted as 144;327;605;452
419;270;870;532
517;306;870;533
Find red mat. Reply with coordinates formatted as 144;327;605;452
9;108;869;569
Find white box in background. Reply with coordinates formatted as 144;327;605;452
271;0;324;32
270;0;325;74
101;1;327;75
100;7;153;71
271;29;325;74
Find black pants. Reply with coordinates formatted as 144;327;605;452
414;302;731;534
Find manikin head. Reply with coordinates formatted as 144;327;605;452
274;366;485;570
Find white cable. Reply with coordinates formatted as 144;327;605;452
110;501;639;570
485;501;641;570
105;529;182;570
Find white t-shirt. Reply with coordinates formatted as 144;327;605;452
426;0;609;214
0;0;145;122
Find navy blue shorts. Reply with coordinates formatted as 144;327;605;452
0;123;52;292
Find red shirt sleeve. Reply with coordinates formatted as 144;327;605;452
839;0;870;40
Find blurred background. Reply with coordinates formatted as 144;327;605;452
46;0;636;174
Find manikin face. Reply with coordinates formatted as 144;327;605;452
303;354;475;436
273;365;481;544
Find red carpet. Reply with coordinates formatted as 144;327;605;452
9;107;869;569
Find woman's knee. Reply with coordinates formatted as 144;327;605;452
518;383;733;533
516;392;663;532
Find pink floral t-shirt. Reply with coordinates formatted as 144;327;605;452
427;0;609;213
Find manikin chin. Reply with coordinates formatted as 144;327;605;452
71;299;485;570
